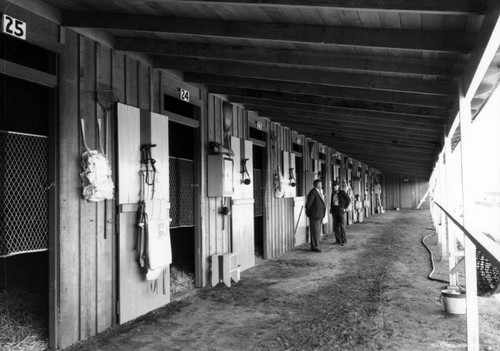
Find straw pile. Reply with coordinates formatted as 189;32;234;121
0;289;48;351
170;266;194;295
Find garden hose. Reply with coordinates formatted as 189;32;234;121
422;232;449;284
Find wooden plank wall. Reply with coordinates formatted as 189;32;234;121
381;173;429;210
203;95;250;281
58;29;202;348
381;173;399;210
56;20;389;350
265;123;294;258
59;32;117;347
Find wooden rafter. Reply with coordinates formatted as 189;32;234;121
63;12;476;54
263;111;444;133
229;97;448;122
153;57;456;95
142;0;485;15
268;121;443;144
185;73;455;108
115;37;461;78
214;87;450;118
241;105;447;131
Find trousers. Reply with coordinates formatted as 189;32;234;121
332;207;347;244
309;219;322;250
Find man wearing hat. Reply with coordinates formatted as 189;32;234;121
305;179;326;252
330;180;351;246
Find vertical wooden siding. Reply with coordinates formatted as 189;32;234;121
203;95;252;281
57;27;391;350
58;28;80;348
58;30;174;348
382;174;429;210
264;123;295;258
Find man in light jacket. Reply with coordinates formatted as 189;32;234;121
305;179;326;252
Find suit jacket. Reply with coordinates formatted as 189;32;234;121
305;188;326;220
330;190;351;213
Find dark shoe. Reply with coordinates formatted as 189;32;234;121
312;248;322;252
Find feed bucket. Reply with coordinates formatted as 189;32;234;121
440;289;466;314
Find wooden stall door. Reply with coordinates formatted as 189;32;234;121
293;197;307;246
116;104;171;324
231;137;255;271
400;179;415;209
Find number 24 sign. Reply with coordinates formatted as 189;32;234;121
2;14;26;40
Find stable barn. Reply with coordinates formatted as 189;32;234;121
1;1;500;350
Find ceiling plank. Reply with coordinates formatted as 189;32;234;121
154;56;456;95
229;97;448;122
254;109;445;131
348;157;433;169
245;108;447;140
185;73;455;108
213;86;450;117
463;0;500;99
330;144;437;159
115;37;460;78
62;12;476;53
266;113;443;134
144;0;484;15
327;141;439;155
272;122;442;144
322;149;434;167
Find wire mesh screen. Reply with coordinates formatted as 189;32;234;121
477;249;500;296
169;157;194;228
253;169;263;217
0;131;48;257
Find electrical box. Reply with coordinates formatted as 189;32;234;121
207;154;234;197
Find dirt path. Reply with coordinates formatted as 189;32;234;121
65;210;500;351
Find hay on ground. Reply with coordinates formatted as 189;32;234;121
0;289;48;351
170;266;194;295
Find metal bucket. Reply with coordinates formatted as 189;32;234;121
440;289;466;314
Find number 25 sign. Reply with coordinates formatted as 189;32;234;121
2;14;26;40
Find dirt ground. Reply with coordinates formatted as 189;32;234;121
65;210;500;351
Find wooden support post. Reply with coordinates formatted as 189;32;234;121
439;153;448;257
444;128;458;287
459;83;479;351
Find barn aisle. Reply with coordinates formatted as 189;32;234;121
65;210;500;351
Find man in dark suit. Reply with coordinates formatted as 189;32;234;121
330;180;351;246
305;179;326;252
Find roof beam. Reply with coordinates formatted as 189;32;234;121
279;125;441;146
273;121;442;144
332;145;436;160
63;12;475;54
464;0;500;99
255;109;444;131
325;149;434;167
244;110;446;139
248;110;445;145
155;57;455;95
186;73;454;108
230;97;447;122
334;148;434;164
115;37;460;78
353;156;433;169
146;0;485;15
266;112;443;134
214;87;450;118
328;141;439;155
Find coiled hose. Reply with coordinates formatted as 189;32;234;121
422;232;449;284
